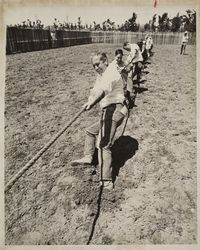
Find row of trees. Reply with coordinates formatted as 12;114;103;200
90;9;196;32
120;9;196;32
145;9;196;32
8;9;196;32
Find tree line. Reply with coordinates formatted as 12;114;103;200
7;9;196;32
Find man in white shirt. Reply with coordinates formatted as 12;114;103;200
123;42;143;65
71;52;128;188
123;41;144;87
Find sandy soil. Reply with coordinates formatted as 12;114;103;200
5;44;196;245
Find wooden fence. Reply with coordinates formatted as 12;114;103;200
6;27;196;54
6;27;51;54
89;31;196;45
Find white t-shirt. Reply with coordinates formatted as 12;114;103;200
182;34;189;43
89;60;126;109
126;43;143;64
146;37;152;50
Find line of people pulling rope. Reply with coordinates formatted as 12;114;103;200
71;34;154;189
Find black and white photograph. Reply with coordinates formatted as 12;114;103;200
1;0;199;248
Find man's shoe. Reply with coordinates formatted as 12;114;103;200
71;156;93;166
100;180;114;190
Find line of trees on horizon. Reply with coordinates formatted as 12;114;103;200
144;10;196;32
7;9;196;33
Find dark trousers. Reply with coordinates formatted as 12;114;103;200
181;42;187;54
84;104;125;180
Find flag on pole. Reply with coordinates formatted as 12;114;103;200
153;0;157;8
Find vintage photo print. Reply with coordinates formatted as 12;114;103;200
1;0;199;249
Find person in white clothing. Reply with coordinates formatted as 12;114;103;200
145;35;152;57
114;49;136;108
148;35;153;55
123;41;144;87
71;52;129;189
180;31;189;55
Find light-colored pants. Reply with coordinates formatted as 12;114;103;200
84;104;125;180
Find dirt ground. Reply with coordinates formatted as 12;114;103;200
5;44;196;245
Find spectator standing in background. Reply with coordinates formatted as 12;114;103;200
145;34;153;58
148;35;154;56
180;31;189;55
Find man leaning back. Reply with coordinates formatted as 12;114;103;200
71;52;129;189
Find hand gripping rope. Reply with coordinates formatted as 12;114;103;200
5;107;86;193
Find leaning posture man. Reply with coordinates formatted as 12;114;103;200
123;41;143;86
71;52;128;188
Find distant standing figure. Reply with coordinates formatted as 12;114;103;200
180;31;189;55
149;35;153;55
145;35;153;58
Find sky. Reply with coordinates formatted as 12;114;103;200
4;4;195;26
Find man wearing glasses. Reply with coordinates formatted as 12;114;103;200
71;52;129;189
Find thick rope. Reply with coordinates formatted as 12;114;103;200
5;107;85;193
121;109;129;136
99;111;104;182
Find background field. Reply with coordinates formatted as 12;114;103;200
5;44;196;244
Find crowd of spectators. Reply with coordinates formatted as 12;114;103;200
7;18;119;31
7;10;196;33
8;19;44;29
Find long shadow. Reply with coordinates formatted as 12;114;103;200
132;79;147;86
87;185;103;245
139;79;147;84
137;87;148;94
144;61;151;65
111;135;139;182
133;86;148;94
150;52;155;57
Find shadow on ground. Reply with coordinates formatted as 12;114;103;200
133;86;148;94
111;135;139;182
86;136;138;245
